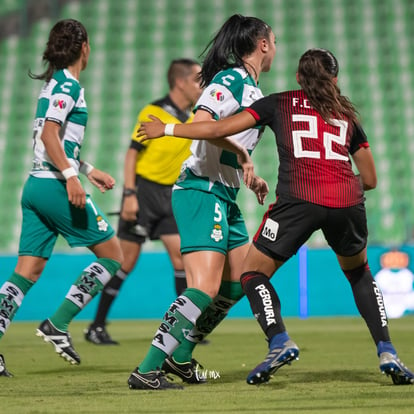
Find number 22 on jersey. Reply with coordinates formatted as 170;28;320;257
292;114;349;161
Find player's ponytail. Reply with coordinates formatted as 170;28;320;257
29;19;88;82
297;48;359;126
198;14;271;88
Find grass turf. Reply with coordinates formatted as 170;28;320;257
0;317;413;413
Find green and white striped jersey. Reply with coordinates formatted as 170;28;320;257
175;67;264;203
30;69;88;179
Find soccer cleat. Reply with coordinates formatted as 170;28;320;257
84;325;119;345
247;339;299;385
128;367;184;390
36;319;81;365
379;352;414;385
0;354;13;377
162;357;207;384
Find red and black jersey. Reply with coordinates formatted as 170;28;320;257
246;89;369;208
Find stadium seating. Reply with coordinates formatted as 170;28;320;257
0;0;19;15
0;0;413;251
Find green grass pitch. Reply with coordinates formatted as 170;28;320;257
0;317;413;413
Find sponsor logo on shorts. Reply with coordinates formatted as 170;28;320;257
210;224;223;242
261;218;279;242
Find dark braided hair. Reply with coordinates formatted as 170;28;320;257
198;14;272;88
297;48;359;125
29;19;88;82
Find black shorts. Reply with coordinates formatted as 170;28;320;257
253;195;368;261
117;176;178;243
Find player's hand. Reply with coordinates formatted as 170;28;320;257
137;115;166;141
87;168;115;193
66;177;87;208
250;176;269;205
121;195;139;221
237;148;255;188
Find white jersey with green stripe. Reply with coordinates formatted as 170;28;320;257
174;67;264;203
30;69;88;179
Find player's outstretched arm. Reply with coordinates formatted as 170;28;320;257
137;111;257;141
136;111;259;188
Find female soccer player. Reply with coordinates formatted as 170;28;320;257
0;19;123;377
127;14;275;390
138;48;414;386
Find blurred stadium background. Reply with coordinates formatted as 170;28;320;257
1;0;414;253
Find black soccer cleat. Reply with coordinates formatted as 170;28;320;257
128;367;184;390
162;357;207;384
36;319;81;365
0;354;13;377
84;325;119;345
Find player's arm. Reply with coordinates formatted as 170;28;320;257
121;146;139;222
81;163;115;193
349;122;377;191
41;121;73;171
196;109;258;188
250;175;269;205
190;109;256;184
41;120;86;208
138;110;257;141
138;110;257;187
352;146;377;191
121;107;154;221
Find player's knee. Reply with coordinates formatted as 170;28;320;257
343;262;370;286
187;282;219;299
240;271;267;290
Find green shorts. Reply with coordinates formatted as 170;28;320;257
172;188;249;255
19;176;115;258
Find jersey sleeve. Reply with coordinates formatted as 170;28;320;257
349;122;369;155
194;69;245;120
245;94;278;126
44;80;80;125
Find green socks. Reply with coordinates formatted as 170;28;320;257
139;288;212;373
49;258;120;331
0;272;34;338
172;280;244;363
